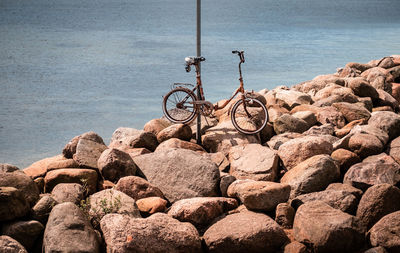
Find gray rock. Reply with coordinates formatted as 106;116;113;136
1;220;44;250
73;136;107;169
51;183;84;204
97;148;138;183
31;194;58;224
0;187;29;222
63;131;105;159
110;127;158;151
220;174;236;197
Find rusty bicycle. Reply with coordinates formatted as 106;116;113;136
162;50;268;134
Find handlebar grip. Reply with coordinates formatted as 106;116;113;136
232;50;239;54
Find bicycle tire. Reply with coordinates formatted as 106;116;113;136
162;87;198;124
231;97;269;134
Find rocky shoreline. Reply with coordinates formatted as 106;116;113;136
1;55;400;253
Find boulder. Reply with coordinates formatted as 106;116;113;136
361;67;393;93
388;136;400;164
280;155;340;198
136;197;167;215
333;125;389;151
392;83;400;103
203;152;230;172
31;194;58;224
1;220;44;250
97;148;138;183
260;122;275;144
265;87;313;110
313;84;356;102
316;106;346;128
266;132;303;150
277;135;333;170
63;131;105;159
126;148;151;159
44;168;98;194
203;211;288;253
356;184;400;230
43;202;100;253
267;104;290;122
334;118;368;138
348;133;384;158
292;110;317;127
34;177;45;193
275;203;295;229
100;213;202;253
0;166;40;206
0;163;19;172
345;77;379;99
228;144;279;181
344;155;400;191
368;111;400;140
283;241;308;253
0;187;29;222
359;96;374;111
273;114;309;134
51;183;84;204
293;201;365;253
368;211;400;252
155;138;205;153
157;124;192;143
133;149;220;203
375;89;399;111
303;124;334;136
337;66;360;77
168;197;238;227
201;120;259;155
378;56;396;69
109;127;158;152
73;136;107;169
326;183;363;199
114;176;165;201
0;235;28;253
332;102;371;123
227;180;290;211
189;114;219;136
313;94;359;107
331;148;361;174
364;247;388;253
373;106;394;112
345;62;372;72
88;189;141;222
291;189;359;214
143;118;172;135
220;174;236;197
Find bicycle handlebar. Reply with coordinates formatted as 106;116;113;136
232;50;245;63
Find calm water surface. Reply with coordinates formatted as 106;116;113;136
1;0;400;168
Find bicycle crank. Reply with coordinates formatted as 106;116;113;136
193;100;214;116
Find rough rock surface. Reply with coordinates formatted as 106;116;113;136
133;149;220;203
155;138;206;153
136;197;167;215
228;144;279;181
266;132;303;150
109;127;159;152
203;211;288;253
316;106;346;128
368;111;400;140
1;220;44;250
157;123;192;143
100;213;202;253
44;168;98;194
348;133;384;158
388;136;400;164
273;114;309;134
97;148;138;183
73;133;107;168
332;102;371;123
31;194;58;224
51;183;84;204
143;118;171;135
0;187;30;222
331;148;361;174
0;235;28;253
275;203;295;229
368;211;400;252
114;176;165;201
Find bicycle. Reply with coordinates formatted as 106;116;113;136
162;50;269;135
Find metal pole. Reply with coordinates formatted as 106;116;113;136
196;0;202;145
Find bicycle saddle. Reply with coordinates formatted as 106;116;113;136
185;56;206;65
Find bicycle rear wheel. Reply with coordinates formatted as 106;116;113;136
231;97;268;134
162;87;198;124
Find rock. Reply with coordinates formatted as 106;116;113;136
275;203;295;229
260;122;275;144
98;179;115;190
100;213;202;253
43;202;100;253
356;184;400;230
156;124;192;143
109;127;159;152
168;197;238;227
344;155;400;191
189;114;219;136
0;163;19;172
97;148;138;183
0;235;28;253
44;168;98;194
31;194;58;224
34;177;45;193
290;104;319;114
375;89;399;111
291;189;359;214
203;211;288;253
73;136;107;169
364;247;388;253
337;66;361;77
62;135;81;158
345;62;372;72
88;189;141;222
203;152;230;172
133;149;220;203
227;180;290;211
0;187;29;222
348;133;384;158
220;174;236;197
316;106;346;128
114;176;165;201
373;106;394;112
265;87;313;110
368;111;400;140
51;183;84;204
267;104;290;122
1;220;44;250
201;120;259;155
273;114;309;134
392;83;400;102
334;118;368;138
0;166;40;206
333;125;389;151
277;135;333;170
143;118;172;135
155;138;206;153
345;77;379;99
326;183;363;199
388;136;400;164
368;211;400;252
378;57;396;69
331;148;361;174
283;241;308;253
266;132;303;150
125;147;151;159
280;155;340;198
313;84;356;102
303;124;334;136
332;102;371;123
359;96;374;111
361;67;393;93
136;197;167;215
313;94;359;107
228;144;279;181
292;110;317;127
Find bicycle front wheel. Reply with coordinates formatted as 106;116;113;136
162;87;198;124
231;98;269;134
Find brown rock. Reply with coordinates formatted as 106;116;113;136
345;62;372;72
0;187;30;222
388;136;400;164
392;82;400;103
275;203;295;229
304;123;335;136
375;89;399;111
44;168;98;194
274;114;309;134
331;148;361;174
203;211;288;253
168;197;238;227
203;152;230;172
280;155;340;198
62;135;80;158
313;94;359;107
356;184;400;230
292;110;317;127
368;111;400;140
283;241;308;253
143;118;172;135
109;128;159;152
260;122;275;143
98;179;115;190
332;102;371;123
1;220;44;251
228;144;279;181
345;77;379;99
368;211;400;252
316;106;346;128
348;133;384;158
51;183;84;204
266;132;303;150
114;176;164;201
337;66;360;77
136;197;167;215
265;87;313;110
326;183;363;199
334;118;368;138
31;194;57;224
278;135;333;170
227;180;290;211
23;155;64;179
100;213;202;253
290;104;319;114
361;67;393;93
266;104;290;122
220;174;236;197
125;147;151;159
0;236;28;253
157;123;192;143
155;138;205;153
34;177;44;193
313;84;355;102
73;137;107;169
97;148;138;183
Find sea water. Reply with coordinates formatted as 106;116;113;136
1;0;400;168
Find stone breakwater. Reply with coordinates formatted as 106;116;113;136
1;55;400;253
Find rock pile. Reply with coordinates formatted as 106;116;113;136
1;55;400;252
